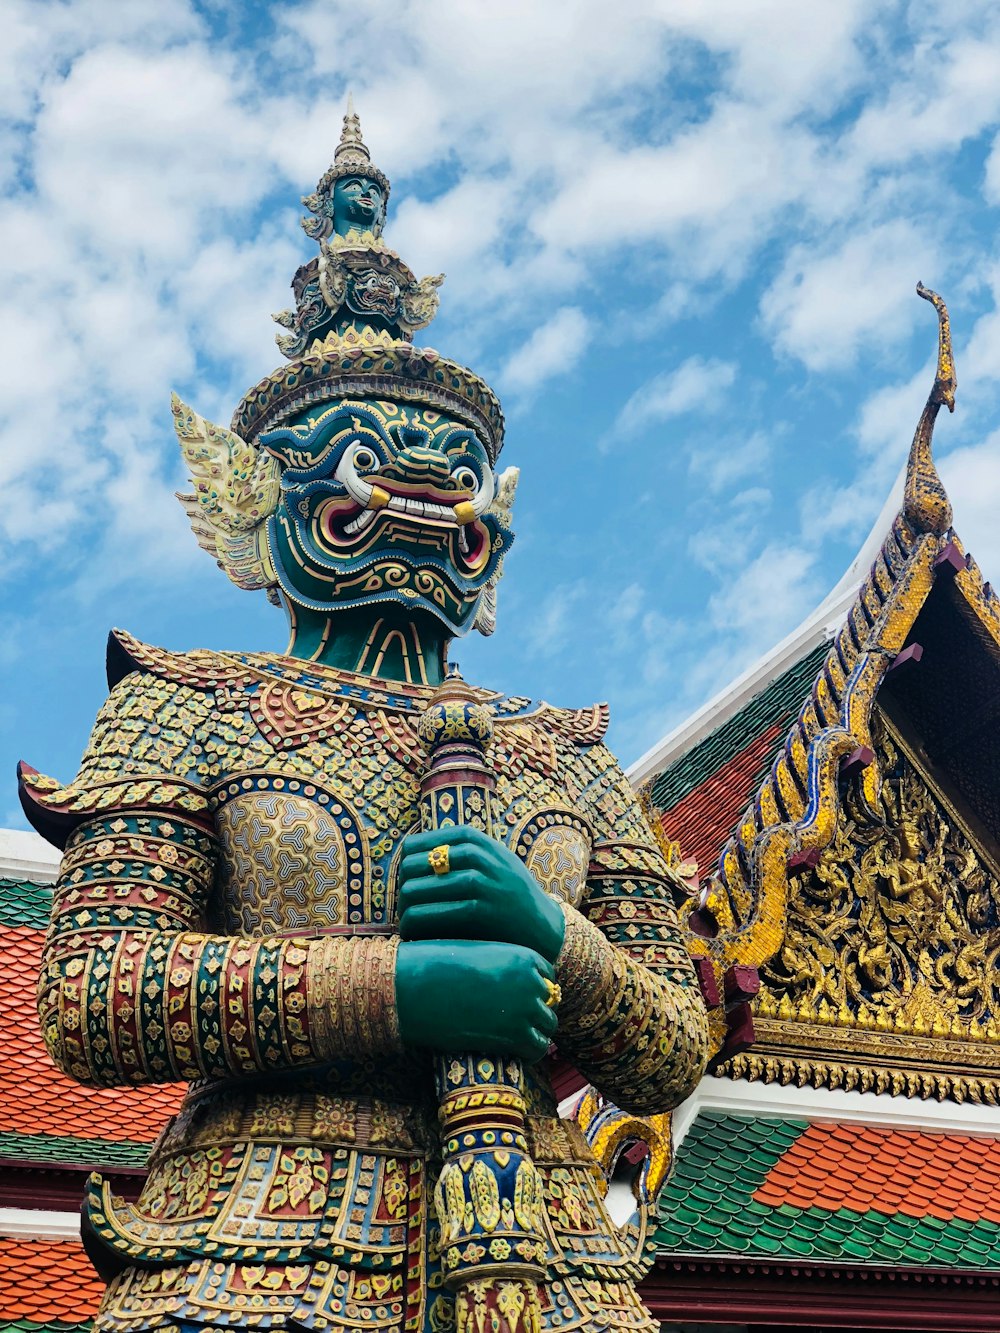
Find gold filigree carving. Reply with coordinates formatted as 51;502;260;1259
731;709;1000;1101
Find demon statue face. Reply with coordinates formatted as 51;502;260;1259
263;400;513;635
172;390;516;644
172;100;515;660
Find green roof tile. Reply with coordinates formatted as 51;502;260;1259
0;877;53;930
0;1130;151;1168
650;641;828;811
0;1324;90;1333
656;1112;1000;1271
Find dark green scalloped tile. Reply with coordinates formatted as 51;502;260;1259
0;1324;90;1333
657;1112;1000;1272
0;877;53;929
747;1232;786;1254
900;1242;935;1263
0;1130;151;1166
651;642;828;809
839;1237;876;1260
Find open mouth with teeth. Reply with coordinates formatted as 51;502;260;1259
312;488;492;574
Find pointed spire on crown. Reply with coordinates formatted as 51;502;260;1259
302;94;391;241
336;93;369;166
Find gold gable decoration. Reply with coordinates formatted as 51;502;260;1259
727;708;1000;1103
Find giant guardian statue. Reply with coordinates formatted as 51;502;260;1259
22;102;709;1333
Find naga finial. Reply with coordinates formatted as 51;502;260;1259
917;281;957;411
903;283;955;536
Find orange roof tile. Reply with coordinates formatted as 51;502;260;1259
0;1237;102;1323
0;923;183;1146
660;722;786;875
754;1121;1000;1223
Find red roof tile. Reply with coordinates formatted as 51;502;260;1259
0;1237;102;1322
660;721;786;874
0;923;183;1146
754;1121;1000;1223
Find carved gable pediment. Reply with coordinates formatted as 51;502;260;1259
742;708;1000;1101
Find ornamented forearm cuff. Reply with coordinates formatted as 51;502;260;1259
307;934;402;1061
556;902;617;1021
554;901;708;1114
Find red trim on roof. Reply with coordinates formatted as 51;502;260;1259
660;721;785;873
641;1259;1000;1330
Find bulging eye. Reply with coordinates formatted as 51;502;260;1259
353;447;378;472
453;466;477;492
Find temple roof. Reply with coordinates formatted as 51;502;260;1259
635;290;1000;1104
658;1110;1000;1269
0;1239;103;1331
0;853;178;1333
644;640;829;881
0;870;182;1167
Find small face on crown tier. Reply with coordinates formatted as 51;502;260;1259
332;175;385;235
262;399;512;635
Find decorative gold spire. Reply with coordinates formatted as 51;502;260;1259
903;283;955;537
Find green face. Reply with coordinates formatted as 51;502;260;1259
331;175;385;235
262;400;512;636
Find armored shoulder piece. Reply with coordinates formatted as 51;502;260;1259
18;630;232;848
494;694;610;746
107;627;257;693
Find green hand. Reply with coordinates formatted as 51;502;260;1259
398;825;566;963
395;939;557;1062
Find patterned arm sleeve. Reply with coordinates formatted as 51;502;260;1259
554;745;709;1116
37;811;400;1088
32;671;400;1090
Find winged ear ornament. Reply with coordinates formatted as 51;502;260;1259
473;466;519;637
171;393;280;593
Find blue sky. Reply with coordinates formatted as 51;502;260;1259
5;0;1000;826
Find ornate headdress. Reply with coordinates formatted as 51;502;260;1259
175;99;512;623
302;95;391;242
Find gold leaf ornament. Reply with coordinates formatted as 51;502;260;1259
171;392;280;593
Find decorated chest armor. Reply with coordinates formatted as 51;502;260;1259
23;102;709;1333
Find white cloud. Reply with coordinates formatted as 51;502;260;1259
707;540;821;645
849;31;1000;171
855;363;932;458
524;580;590;659
606;357;736;449
940;431;1000;575
760;222;942;371
689;430;772;493
33;43;272;263
8;0;1000;786
499;307;591;395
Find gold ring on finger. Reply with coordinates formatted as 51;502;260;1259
543;978;562;1008
428;844;450;876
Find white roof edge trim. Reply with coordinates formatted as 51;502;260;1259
0;1206;81;1240
627;465;907;788
672;1074;1000;1152
0;826;61;884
